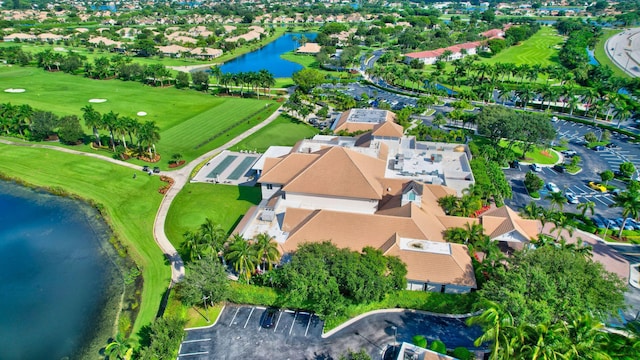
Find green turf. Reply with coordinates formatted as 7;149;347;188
594;29;631;79
230;114;319;153
164;183;261;251
498;139;560;164
0;67;277;165
481;27;564;67
0;143;169;342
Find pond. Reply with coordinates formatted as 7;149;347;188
0;181;123;360
219;32;317;78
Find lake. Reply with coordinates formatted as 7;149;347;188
0;181;122;360
219;32;317;78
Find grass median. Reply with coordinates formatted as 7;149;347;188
229;114;319;153
0;143;170;342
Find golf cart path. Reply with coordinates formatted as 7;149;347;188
0;105;283;285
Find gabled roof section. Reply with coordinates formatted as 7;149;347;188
402;180;424;196
259;153;320;185
282;146;386;199
480;206;541;240
372;120;404;138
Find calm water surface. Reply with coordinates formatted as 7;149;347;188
0;181;122;360
219;32;317;77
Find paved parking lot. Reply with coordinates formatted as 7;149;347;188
177;305;483;360
504;119;639;219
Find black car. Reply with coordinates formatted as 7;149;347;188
153;166;161;173
605;143;620;149
509;160;520;169
553;164;566;173
262;308;278;328
142;165;149;172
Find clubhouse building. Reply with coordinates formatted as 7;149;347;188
233;109;540;293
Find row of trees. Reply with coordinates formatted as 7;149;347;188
0;102;84;143
81;105;160;159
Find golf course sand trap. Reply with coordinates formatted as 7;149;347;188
137;111;147;116
54;47;67;52
4;88;26;93
88;99;107;103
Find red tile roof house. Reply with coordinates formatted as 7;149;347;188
404;41;482;65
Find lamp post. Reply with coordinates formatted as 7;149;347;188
391;326;398;346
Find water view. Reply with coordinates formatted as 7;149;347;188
0;181;123;360
219;32;317;78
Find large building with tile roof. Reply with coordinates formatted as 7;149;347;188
234;110;541;293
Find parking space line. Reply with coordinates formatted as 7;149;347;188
304;315;312;337
229;307;240;327
244;307;255;328
179;351;209;357
284;310;295;313
594;197;608;206
289;312;298;335
256;306;266;310
182;338;211;343
274;311;283;331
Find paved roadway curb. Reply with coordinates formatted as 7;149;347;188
321;308;482;339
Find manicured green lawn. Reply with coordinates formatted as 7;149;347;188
164;183;261;251
594;29;630;79
0;143;169;342
481;27;563;67
230;114;319;153
0;66;277;165
498;139;560;164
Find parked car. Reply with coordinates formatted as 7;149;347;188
565;192;579;204
626;219;640;230
509;160;520;169
530;163;542;172
551;116;558;122
562;150;577;157
592;216;606;229
547;182;561;193
592;145;606;152
553;165;566;173
153;166;161;174
142;165;149;172
262;308;278;328
615;218;636;231
606;143;620;149
588;182;608;192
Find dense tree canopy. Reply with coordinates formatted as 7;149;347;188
176;258;229;308
478;245;626;326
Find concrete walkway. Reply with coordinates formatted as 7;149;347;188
1;105;283;285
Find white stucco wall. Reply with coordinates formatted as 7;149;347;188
284;192;379;214
261;183;281;200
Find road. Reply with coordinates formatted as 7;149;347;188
605;27;640;78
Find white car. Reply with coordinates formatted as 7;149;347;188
530;163;542;172
565;192;579;204
547;182;561;193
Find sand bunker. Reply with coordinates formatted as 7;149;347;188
88;98;107;103
54;47;67;52
4;88;25;93
137;111;147;116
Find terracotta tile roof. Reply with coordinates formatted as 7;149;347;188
384;241;476;287
480;206;541;240
281;147;386;199
333;109;396;133
371;121;404;138
259;153;320;185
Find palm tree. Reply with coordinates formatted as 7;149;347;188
101;111;119;152
610;190;640;238
225;234;258;282
577;201;595;218
105;333;132;360
82;104;103;146
137;121;161;159
199;218;226;260
182;230;202;261
546;191;566;211
516;85;535;110
521;201;544;220
209;65;222;85
564;315;611;359
252;233;280;272
550;213;577;241
467;301;516;360
444;227;468;244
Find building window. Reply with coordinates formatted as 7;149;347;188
408;192;416;201
266;184;273;190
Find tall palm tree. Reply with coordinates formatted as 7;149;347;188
564;315;611;359
182;230;202;261
252;233;280;272
467;301;516;360
225;234;258;282
521;201;544;220
546;191;566;211
550;213;577;241
577;201;595;218
82;104;103;146
137;121;161;159
610;190;640;238
101;111;120;151
199;218;226;261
